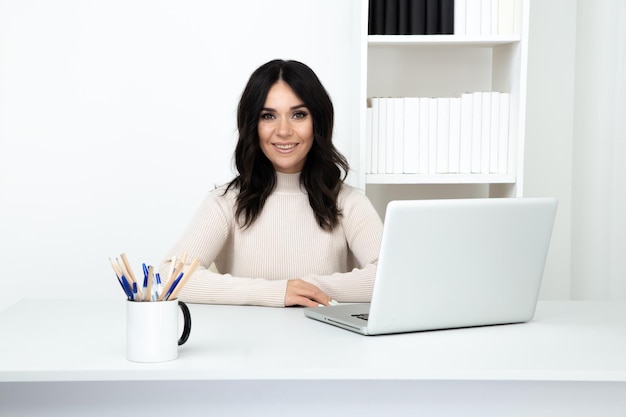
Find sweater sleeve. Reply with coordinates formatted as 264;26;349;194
301;188;383;302
159;189;288;307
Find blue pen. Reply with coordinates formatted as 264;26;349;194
121;275;134;300
142;263;149;300
116;276;132;300
132;282;139;301
152;273;163;301
163;271;184;301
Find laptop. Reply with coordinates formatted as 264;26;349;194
304;197;558;335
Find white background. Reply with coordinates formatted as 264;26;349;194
524;0;626;300
1;0;625;311
0;0;362;310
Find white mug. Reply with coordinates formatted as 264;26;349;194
126;299;191;363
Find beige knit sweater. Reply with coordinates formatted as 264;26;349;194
160;172;383;307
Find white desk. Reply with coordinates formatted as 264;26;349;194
1;299;625;416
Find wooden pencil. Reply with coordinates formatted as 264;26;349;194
168;258;200;300
119;253;137;284
144;265;154;302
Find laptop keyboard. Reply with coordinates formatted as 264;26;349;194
351;313;369;321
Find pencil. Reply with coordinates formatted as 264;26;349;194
144;265;153;302
109;257;122;278
116;257;133;286
110;257;134;299
168;255;177;282
168;258;200;300
159;266;181;301
120;253;137;285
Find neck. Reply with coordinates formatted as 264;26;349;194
275;171;303;193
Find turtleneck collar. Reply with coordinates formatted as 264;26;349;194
275;171;304;194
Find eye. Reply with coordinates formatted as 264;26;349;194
259;112;275;121
292;110;309;120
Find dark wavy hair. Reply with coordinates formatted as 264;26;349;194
225;59;349;231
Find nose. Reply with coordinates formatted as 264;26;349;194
277;118;292;137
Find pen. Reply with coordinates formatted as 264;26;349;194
161;271;184;301
142;263;149;300
169;261;184;284
163;261;183;294
168;258;200;300
109;254;197;302
110;258;133;300
116;276;132;300
153;272;163;301
125;277;134;300
158;256;198;301
168;253;188;283
122;275;134;300
132;282;140;302
116;257;134;288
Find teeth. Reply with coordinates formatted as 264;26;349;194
275;144;296;150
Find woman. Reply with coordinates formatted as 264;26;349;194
161;59;382;307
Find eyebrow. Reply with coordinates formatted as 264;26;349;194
261;104;308;112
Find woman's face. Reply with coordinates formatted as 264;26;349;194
258;80;314;173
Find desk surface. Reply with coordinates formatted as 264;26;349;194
1;299;625;383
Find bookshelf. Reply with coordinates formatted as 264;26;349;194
357;0;530;212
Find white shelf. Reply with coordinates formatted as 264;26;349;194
366;173;516;185
358;0;529;200
368;34;521;47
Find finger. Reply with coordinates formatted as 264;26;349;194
295;281;332;305
285;291;320;307
295;296;323;308
285;280;331;307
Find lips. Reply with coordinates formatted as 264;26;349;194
273;143;298;153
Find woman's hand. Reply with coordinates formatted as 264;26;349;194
285;279;332;307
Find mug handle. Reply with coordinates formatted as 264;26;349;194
178;301;192;346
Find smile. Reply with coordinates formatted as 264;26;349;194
273;143;298;152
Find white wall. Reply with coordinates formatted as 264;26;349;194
525;0;626;301
2;0;625;311
571;0;626;300
523;0;576;299
0;0;364;311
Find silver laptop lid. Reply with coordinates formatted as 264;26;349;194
366;197;557;335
